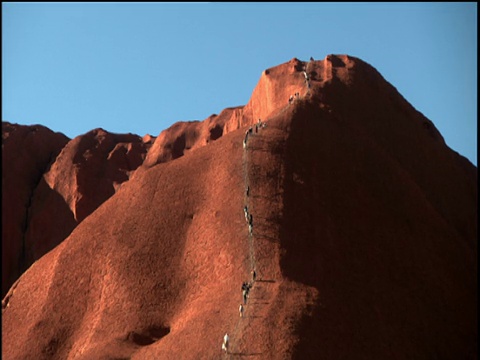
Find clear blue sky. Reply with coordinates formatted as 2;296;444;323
2;2;477;165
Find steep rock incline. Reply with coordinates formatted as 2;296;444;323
1;125;155;297
1;122;69;296
317;54;476;244
2;123;251;359
144;57;309;168
279;64;477;357
2;54;477;359
145;54;443;169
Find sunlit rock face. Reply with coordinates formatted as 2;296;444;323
2;124;154;297
2;55;477;359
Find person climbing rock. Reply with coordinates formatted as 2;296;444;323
222;333;229;353
244;282;252;296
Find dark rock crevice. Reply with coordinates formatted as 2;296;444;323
126;326;171;346
19;150;59;277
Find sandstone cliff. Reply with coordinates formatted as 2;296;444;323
2;55;477;359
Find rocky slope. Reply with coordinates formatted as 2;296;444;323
2;123;69;296
2;55;477;359
2;125;154;296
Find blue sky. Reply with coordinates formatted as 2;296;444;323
2;2;477;165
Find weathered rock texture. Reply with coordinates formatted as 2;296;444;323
2;55;477;359
2;123;69;296
2;125;154;296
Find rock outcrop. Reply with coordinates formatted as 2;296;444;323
2;123;69;296
2;55;477;359
2;125;154;296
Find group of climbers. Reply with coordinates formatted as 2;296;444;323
289;58;315;104
223;58;313;355
288;92;300;104
222;116;264;355
244;119;267;149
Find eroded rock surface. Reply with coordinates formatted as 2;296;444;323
2;55;477;359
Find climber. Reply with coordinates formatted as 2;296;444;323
244;282;252;295
239;304;244;317
222;333;229;353
243;131;249;148
242;281;252;294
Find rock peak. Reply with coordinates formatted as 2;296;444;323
2;54;477;359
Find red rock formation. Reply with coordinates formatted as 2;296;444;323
143;107;243;167
42;128;154;223
2;125;155;297
143;57;308;168
2;123;69;296
2;55;477;359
